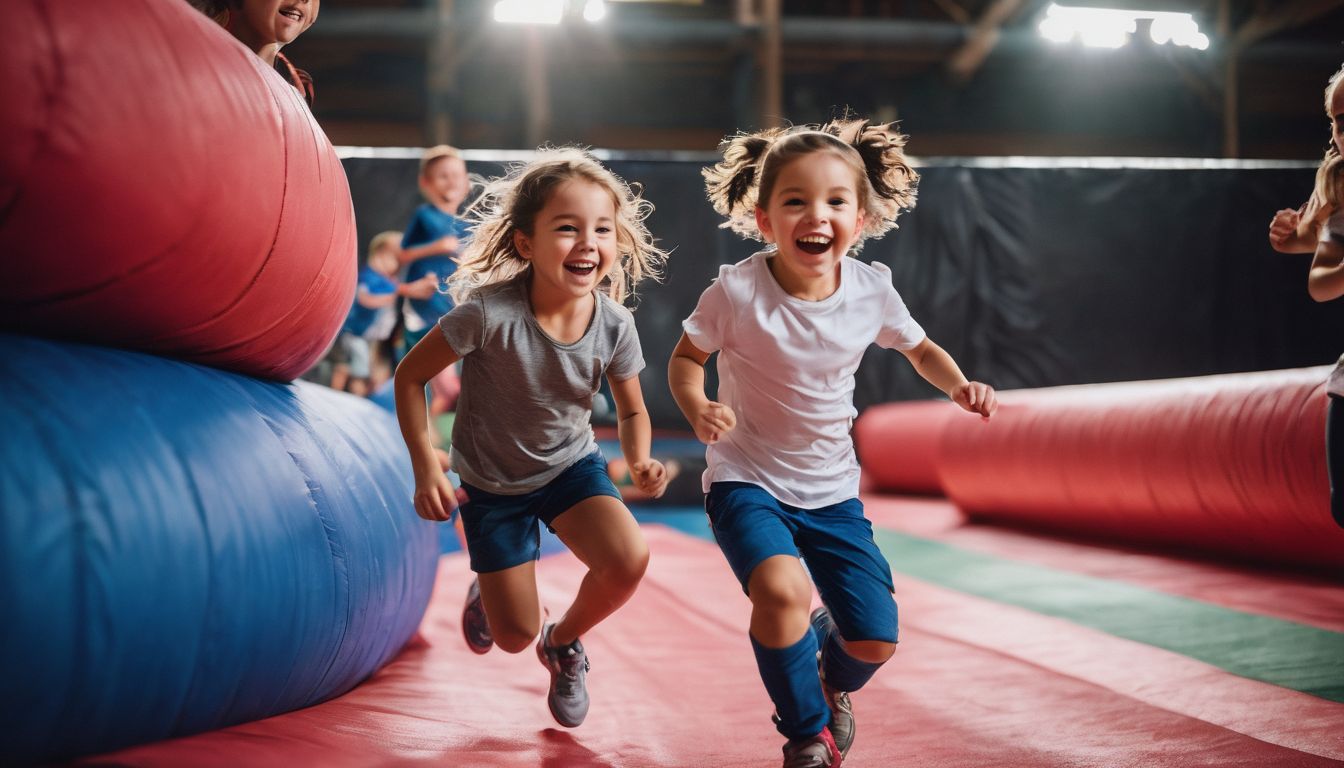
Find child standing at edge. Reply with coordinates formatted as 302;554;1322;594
1267;63;1344;527
395;148;669;728
398;145;472;362
669;120;997;767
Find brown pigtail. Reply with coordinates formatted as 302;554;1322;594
702;130;782;239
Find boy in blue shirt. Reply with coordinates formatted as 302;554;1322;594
398;145;471;361
331;231;438;395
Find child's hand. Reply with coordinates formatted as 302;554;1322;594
1269;208;1301;249
438;235;460;254
406;273;440;300
630;459;669;499
693;401;737;444
413;469;458;522
952;381;997;419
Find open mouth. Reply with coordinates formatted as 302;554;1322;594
279;7;304;22
796;235;831;255
564;261;597;277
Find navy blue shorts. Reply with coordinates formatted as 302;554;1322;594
706;481;898;644
459;450;621;574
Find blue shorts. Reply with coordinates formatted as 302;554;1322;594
459;450;621;574
706;482;898;644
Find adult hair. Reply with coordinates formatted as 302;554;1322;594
448;147;666;304
703;118;918;244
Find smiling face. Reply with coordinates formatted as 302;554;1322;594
227;0;318;53
513;179;619;306
754;150;867;301
420;155;469;210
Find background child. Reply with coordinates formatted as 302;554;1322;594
394;148;669;728
669;120;996;768
329;231;437;396
1268;63;1344;528
398;145;472;361
185;0;317;104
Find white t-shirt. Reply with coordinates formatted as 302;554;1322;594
683;251;926;508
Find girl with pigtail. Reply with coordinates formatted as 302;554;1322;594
669;119;997;768
395;147;669;729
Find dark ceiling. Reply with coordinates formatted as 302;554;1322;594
284;0;1344;157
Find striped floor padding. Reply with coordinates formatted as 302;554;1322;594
76;501;1344;767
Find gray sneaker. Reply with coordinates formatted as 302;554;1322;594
781;726;841;768
811;607;855;758
536;622;590;727
462;577;493;654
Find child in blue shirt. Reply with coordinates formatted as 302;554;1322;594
398;145;472;361
330;231;437;396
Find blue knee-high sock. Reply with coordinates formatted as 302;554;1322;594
819;628;885;693
750;632;828;740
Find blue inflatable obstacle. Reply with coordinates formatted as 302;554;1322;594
0;335;438;765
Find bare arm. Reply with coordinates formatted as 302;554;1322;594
1309;238;1344;303
1269;207;1320;254
668;333;736;444
901;337;997;418
398;236;459;264
608;373;667;499
356;286;399;310
394;329;461;521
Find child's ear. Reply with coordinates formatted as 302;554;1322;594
754;206;775;244
513;229;532;260
850;209;866;247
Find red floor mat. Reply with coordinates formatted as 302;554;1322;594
78;526;1344;767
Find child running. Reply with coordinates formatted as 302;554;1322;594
669;120;997;767
394;147;669;728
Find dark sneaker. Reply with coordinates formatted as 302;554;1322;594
811;607;855;758
462;577;492;654
782;726;842;768
536;622;590;727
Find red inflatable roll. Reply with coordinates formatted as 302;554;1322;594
854;400;952;496
938;367;1344;568
0;0;355;381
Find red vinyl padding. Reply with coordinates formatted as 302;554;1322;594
853;399;950;495
0;0;355;381
858;367;1344;568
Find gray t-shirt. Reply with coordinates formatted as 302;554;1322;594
439;275;645;494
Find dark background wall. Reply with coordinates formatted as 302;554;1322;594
344;153;1341;429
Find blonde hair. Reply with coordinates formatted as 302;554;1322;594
703;118;918;246
368;230;402;257
420;145;463;178
1314;64;1344;207
448;147;666;304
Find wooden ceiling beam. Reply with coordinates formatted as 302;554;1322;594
945;0;1025;82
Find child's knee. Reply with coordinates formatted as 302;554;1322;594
594;542;649;591
748;569;812;616
841;638;896;664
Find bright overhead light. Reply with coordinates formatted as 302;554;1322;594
582;0;606;22
493;0;564;25
1038;4;1210;51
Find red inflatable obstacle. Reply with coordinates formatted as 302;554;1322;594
0;0;355;381
857;367;1344;569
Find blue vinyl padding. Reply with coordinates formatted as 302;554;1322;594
0;335;438;765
